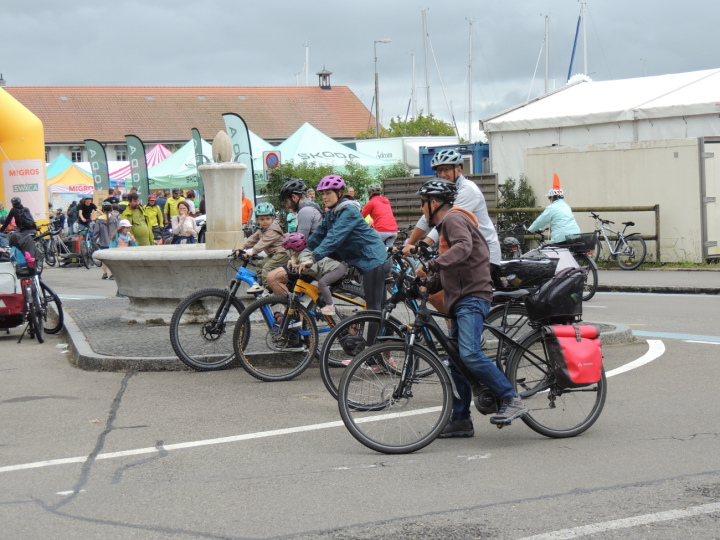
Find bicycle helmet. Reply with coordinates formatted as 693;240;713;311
282;232;307;252
10;197;21;207
316;174;345;191
416;179;457;204
430;149;463;170
279;178;307;201
546;188;564;198
368;183;383;196
255;202;276;217
102;202;112;211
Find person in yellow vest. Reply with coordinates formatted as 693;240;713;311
413;179;527;436
120;193;152;246
144;195;165;243
164;187;186;224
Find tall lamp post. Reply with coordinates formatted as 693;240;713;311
374;39;391;138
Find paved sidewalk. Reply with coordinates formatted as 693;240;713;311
41;266;719;372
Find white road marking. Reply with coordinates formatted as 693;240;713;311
0;341;665;475
684;340;720;345
514;501;720;540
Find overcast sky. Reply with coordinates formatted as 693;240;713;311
2;0;717;141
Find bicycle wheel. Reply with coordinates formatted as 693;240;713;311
574;253;598;301
43;239;58;267
169;288;247;371
615;235;647;270
25;283;45;343
319;310;406;400
233;295;317;382
483;302;531;365
79;238;91;269
591;235;603;263
338;342;453;454
505;330;606;438
40;281;64;334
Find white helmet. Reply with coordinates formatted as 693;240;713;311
546;188;564;198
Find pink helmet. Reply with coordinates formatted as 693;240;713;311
316;174;345;191
282;232;307;252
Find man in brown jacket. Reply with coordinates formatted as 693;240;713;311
414;179;527;437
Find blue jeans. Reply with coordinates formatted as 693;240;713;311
448;296;515;420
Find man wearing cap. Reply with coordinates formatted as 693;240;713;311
144;195;165;243
164;188;186;225
120;193;152;246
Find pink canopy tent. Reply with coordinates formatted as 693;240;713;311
110;144;173;180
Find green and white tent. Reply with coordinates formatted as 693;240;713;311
276;123;398;174
147;139;214;190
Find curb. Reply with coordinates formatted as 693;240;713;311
597;285;720;295
62;308;188;372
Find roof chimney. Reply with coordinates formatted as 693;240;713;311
316;67;332;90
0;74;6;88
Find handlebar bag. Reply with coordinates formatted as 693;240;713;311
542;324;603;388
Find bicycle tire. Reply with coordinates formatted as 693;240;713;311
615;235;647;270
169;288;247;371
25;283;44;343
591;235;603;263
337;342;453;454
574;253;598;301
79;238;91;269
318;310;407;400
483;302;531;365
40;281;64;334
43;239;58;267
232;295;317;382
505;330;606;438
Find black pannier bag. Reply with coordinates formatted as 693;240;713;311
493;258;558;290
524;266;586;324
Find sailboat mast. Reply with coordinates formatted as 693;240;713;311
422;8;431;115
582;2;588;75
544;15;550;93
467;18;474;142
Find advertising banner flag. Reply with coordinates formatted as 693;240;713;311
125;135;149;201
222;113;255;200
84;139;110;191
190;128;206;197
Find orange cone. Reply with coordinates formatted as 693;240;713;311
552;173;561;191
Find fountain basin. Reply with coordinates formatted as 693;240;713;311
94;244;240;323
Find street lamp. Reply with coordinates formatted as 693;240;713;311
374;39;391;138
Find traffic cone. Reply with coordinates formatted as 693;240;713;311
552;173;561;191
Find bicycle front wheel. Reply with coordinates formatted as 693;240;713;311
44;240;58;267
615;236;647;270
505;330;606;438
574;253;598;301
25;284;45;343
338;342;452;454
319;310;406;400
233;295;317;382
169;288;246;371
40;281;64;334
79;239;91;269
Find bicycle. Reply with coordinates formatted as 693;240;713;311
232;264;366;382
590;212;647;270
319;250;539;401
523;229;599;301
336;269;607;454
78;226;97;269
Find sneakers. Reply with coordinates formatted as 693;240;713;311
101;273;108;280
437;418;475;438
490;395;528;425
109;275;115;280
320;304;336;316
247;282;264;294
342;357;399;373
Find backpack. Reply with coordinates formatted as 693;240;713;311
524;266;586;324
16;207;36;231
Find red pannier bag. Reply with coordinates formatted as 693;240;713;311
542;324;603;388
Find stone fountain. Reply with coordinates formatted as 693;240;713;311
94;132;248;323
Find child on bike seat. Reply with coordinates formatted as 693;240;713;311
233;202;288;294
413;179;528;436
283;232;347;316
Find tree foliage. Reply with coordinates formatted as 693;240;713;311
355;112;456;139
497;175;537;228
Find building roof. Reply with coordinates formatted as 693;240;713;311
5;85;376;145
481;68;720;132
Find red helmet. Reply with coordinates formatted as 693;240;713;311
282;232;307;252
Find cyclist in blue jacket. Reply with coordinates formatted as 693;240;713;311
307;174;390;316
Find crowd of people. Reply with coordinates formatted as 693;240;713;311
1;148;588;434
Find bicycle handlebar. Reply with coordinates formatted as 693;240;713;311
590;212;613;225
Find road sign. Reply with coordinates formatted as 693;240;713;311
263;151;281;182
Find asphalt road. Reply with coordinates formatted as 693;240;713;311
1;284;719;539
